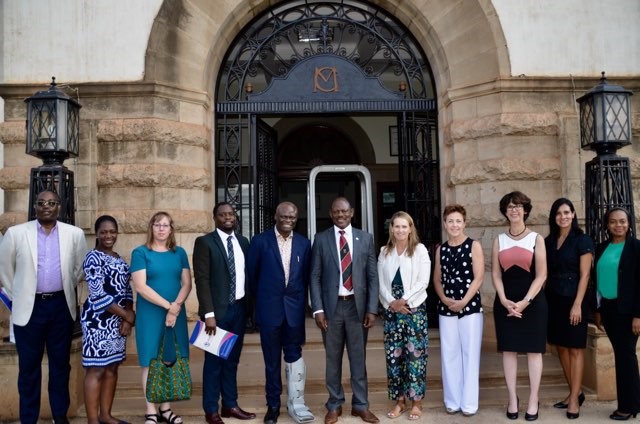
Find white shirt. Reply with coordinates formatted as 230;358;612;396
205;229;246;319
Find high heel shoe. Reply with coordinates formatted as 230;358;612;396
567;410;580;420
610;411;638;421
554;392;586;409
506;397;519;420
525;403;539;421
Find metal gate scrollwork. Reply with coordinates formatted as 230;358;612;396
216;0;439;240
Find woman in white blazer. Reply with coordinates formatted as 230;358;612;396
378;211;431;421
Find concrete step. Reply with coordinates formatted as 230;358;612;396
78;319;581;418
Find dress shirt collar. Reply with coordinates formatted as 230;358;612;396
275;226;294;241
334;224;353;237
216;228;234;242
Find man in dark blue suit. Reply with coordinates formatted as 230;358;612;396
193;202;256;424
248;201;314;424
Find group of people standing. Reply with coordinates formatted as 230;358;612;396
489;191;640;421
0;189;638;423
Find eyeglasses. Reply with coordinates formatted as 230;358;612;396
36;200;60;208
152;223;171;229
278;215;298;221
506;204;524;211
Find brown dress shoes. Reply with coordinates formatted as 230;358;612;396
205;412;224;424
324;407;342;424
351;409;380;423
221;406;257;420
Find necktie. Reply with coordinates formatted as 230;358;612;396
227;235;236;304
339;230;353;291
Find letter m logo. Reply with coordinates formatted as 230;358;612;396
314;66;339;93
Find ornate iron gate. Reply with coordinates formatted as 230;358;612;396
254;118;278;233
398;112;441;252
216;0;440;241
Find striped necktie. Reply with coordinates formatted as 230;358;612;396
227;235;236;304
339;230;353;291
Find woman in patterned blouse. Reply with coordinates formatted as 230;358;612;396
433;204;485;417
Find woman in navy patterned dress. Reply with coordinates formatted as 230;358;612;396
81;215;134;424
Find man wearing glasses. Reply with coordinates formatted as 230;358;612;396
0;190;87;424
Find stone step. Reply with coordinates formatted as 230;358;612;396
76;319;577;418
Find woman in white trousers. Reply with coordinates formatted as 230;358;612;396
433;204;485;416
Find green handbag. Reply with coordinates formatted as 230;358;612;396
146;327;192;403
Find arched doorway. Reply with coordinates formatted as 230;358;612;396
277;123;361;238
215;0;440;256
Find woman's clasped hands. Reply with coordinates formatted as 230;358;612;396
503;298;526;318
389;298;411;314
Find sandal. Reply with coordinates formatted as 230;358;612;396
408;404;423;421
144;414;159;424
159;408;183;424
386;400;407;419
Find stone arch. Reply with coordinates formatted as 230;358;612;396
143;0;510;100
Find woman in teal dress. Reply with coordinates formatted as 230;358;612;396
130;211;192;424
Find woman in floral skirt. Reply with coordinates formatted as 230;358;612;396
378;211;431;420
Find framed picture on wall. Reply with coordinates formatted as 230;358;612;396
389;126;398;156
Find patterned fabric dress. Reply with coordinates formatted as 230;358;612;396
81;249;132;367
383;268;429;400
437;237;482;317
493;232;548;353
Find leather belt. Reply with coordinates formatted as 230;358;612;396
338;294;354;301
35;291;64;300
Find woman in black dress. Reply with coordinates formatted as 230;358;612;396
492;191;547;421
545;198;593;419
594;207;640;421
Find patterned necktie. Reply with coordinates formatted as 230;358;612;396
339;230;353;291
227;235;236;304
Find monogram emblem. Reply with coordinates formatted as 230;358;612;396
313;66;339;93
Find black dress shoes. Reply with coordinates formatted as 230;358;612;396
525;403;539;421
264;405;280;424
205;412;225;424
610;411;638;421
506;397;519;420
221;406;257;420
554;392;586;409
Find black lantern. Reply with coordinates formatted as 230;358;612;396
25;77;81;164
577;71;633;155
24;77;81;224
578;72;634;244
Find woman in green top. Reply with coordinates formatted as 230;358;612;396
594;207;640;421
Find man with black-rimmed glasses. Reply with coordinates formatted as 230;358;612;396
0;190;87;424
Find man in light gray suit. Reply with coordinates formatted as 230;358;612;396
310;197;380;424
0;190;87;424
